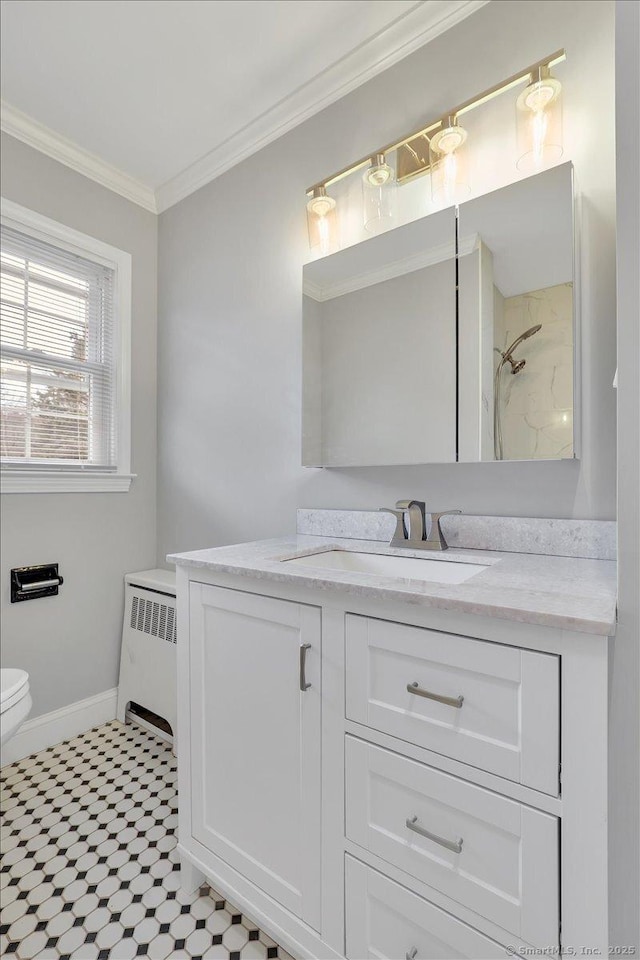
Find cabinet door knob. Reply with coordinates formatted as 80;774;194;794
299;643;312;692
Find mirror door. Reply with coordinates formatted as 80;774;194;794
457;162;575;461
303;207;457;467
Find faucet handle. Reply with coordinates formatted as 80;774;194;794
428;510;462;550
395;499;425;512
379;508;407;543
395;500;427;543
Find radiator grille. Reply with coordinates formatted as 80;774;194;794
130;595;176;643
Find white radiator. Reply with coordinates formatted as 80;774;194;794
116;568;177;744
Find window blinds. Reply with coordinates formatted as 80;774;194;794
0;225;117;469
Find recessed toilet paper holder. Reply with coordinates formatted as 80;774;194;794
11;563;63;603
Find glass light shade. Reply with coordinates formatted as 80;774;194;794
362;154;397;233
516;67;563;173
429;118;470;205
306;187;339;256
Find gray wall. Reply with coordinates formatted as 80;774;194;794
0;133;157;718
609;0;640;948
157;0;617;565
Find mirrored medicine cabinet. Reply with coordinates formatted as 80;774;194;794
302;162;576;467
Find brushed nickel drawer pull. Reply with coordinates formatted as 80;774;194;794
406;815;463;854
299;643;312;691
407;681;463;709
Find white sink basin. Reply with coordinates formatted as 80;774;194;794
283;550;488;584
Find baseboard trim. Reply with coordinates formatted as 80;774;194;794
1;687;118;767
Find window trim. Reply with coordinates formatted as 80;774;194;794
0;198;134;493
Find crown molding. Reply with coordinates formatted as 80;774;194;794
303;279;325;302
155;0;488;212
303;232;478;301
1;1;487;215
1;101;157;213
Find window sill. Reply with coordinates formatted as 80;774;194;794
0;471;136;494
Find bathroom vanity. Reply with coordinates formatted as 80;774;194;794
170;511;616;960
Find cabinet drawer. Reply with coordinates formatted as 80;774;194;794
346;737;559;947
346;856;510;959
345;614;559;795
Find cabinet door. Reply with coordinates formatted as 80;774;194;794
189;583;321;930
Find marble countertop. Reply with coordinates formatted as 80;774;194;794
168;535;617;636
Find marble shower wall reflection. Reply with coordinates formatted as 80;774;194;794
458;163;576;463
496;283;574;460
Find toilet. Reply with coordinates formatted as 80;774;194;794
1;669;32;747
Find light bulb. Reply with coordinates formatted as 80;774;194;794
362;154;397;233
317;214;332;254
516;67;563;172
531;109;549;164
442;152;458;200
429;116;470;205
306;186;338;256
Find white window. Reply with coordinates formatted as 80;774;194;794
0;200;132;492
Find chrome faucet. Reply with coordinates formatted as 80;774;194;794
379;500;462;551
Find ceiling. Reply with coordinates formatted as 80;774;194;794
0;0;485;212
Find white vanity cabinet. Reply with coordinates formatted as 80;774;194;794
176;566;609;960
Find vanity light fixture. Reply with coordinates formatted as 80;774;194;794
429;116;470;205
306;185;338;256
516;65;563;172
304;48;566;254
362;153;397;233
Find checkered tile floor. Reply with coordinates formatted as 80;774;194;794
0;721;294;960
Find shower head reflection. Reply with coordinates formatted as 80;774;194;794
494;324;542;459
